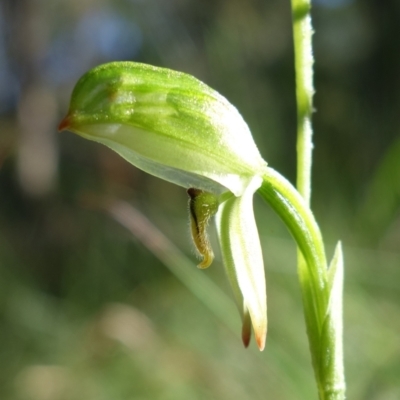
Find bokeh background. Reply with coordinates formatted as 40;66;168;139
1;0;400;399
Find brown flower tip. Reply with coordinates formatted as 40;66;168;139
58;114;71;132
241;312;252;348
255;329;266;351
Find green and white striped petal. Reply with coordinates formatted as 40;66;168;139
59;62;267;196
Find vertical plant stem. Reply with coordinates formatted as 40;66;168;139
291;0;320;386
291;0;320;380
291;0;315;206
290;1;345;399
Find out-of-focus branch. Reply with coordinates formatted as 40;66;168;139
91;197;239;333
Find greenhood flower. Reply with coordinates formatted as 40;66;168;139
59;61;268;349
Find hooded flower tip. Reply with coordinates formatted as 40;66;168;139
61;62;267;197
58;114;72;132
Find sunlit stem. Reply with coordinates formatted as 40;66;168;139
289;0;345;398
259;167;346;399
291;0;321;388
291;0;314;205
258;167;328;328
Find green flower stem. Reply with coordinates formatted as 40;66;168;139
258;166;325;364
259;167;345;400
259;167;328;328
290;1;345;398
291;0;315;205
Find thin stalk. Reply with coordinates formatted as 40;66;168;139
291;0;322;390
291;0;315;206
289;1;345;398
258;167;328;362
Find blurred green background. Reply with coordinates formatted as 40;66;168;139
1;0;400;399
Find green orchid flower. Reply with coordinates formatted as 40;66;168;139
59;61;268;349
59;63;344;381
